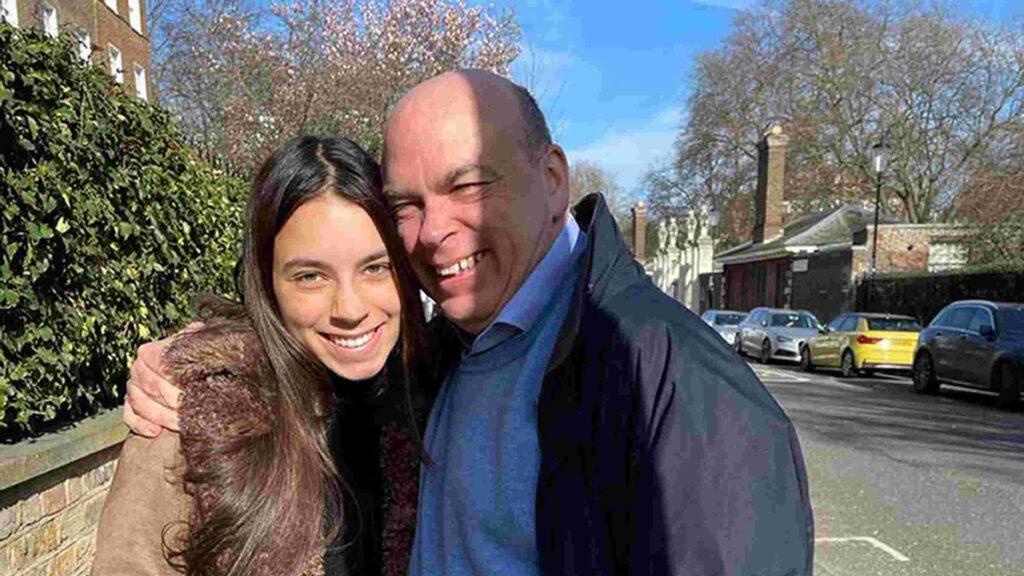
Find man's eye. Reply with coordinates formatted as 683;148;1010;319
392;203;420;221
454;181;489;193
295;272;324;284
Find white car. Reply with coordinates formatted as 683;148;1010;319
737;307;821;364
701;309;747;347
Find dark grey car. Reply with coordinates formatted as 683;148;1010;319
912;300;1024;408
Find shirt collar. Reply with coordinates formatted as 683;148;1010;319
466;214;583;354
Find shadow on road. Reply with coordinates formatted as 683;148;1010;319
761;367;1024;486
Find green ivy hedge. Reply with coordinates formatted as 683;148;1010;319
0;24;247;436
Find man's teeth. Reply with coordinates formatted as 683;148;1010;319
329;330;374;349
437;253;482;277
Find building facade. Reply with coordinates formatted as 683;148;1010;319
2;0;150;101
714;126;965;324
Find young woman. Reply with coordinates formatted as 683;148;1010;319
93;136;426;576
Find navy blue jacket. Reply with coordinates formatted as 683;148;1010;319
426;194;814;576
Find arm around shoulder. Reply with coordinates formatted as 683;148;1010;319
92;432;190;575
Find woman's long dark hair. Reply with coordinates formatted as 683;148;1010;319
175;136;425;576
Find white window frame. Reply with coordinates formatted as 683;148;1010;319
133;63;147;100
2;0;19;27
128;0;142;33
40;3;58;38
75;28;91;61
108;44;123;84
105;0;118;14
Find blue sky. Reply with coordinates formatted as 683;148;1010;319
476;0;1024;199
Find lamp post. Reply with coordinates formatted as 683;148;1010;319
868;140;890;311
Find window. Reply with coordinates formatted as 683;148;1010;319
770;312;815;329
715;313;746;326
966;308;993;334
833;316;856;332
108;44;123;84
75;28;91;61
999;309;1024;335
40;3;58;38
866;317;922;332
2;0;18;27
133;63;147;100
105;0;118;14
946;307;976;331
128;0;141;32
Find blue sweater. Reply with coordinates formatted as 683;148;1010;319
409;219;584;576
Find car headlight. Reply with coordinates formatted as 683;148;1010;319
776;335;792;343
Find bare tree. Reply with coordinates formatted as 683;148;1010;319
652;0;1024;248
570;160;632;230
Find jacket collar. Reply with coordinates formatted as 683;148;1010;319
543;193;645;377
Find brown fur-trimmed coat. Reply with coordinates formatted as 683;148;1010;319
92;324;420;576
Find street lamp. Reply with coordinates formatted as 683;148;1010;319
869;140;890;278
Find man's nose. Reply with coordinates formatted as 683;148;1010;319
331;280;369;327
418;200;456;248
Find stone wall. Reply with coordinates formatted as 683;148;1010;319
0;410;127;575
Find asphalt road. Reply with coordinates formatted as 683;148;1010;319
751;360;1024;576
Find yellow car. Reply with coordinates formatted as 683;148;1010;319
800;313;922;378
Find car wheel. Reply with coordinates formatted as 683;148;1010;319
799;345;814;372
840;350;857;378
760;339;772;364
735;333;744;356
912;352;939;394
995;362;1021;410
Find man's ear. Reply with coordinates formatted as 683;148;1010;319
543;144;570;221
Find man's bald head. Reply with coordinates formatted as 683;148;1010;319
386;69;551;158
381;68;571;334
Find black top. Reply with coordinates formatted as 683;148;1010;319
323;359;409;576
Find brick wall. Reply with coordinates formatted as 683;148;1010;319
95;0;149;99
12;0;151;100
0;411;127;576
853;224;964;280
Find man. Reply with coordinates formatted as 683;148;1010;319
125;70;813;575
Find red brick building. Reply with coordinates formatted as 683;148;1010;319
2;0;150;100
714;126;965;323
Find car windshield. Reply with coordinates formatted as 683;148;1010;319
866;317;922;332
770;313;815;328
715;313;746;326
999;308;1024;334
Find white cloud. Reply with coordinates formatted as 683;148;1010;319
566;107;683;195
688;0;755;10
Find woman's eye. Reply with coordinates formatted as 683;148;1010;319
365;262;392;276
296;272;323;284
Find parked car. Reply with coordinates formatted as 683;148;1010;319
912;300;1024;408
736;308;821;364
800;313;921;378
701;309;747;346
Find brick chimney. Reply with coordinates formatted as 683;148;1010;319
631;201;647;262
753;125;789;244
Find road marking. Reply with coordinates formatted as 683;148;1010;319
752;367;811;383
815;536;910;562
